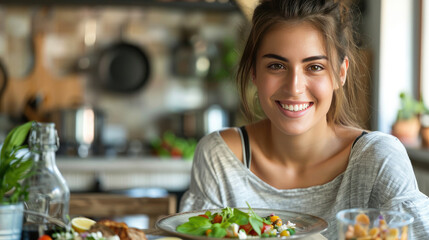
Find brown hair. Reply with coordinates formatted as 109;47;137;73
236;0;368;128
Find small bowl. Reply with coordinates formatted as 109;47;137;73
336;208;414;240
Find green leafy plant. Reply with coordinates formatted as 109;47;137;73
396;92;425;120
150;131;197;160
207;38;239;82
0;121;34;204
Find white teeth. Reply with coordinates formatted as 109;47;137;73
294;105;299;111
280;103;310;112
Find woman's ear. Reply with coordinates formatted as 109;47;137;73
340;57;349;86
251;69;256;84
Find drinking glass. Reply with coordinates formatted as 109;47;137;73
336;208;414;240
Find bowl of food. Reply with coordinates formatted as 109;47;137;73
156;204;328;239
336;208;414;240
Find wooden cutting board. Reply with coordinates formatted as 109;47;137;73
1;32;84;121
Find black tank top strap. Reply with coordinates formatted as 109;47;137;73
352;131;368;148
239;126;251;168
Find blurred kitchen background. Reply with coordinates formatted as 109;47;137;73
1;0;429;228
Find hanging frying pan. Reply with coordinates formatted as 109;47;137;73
95;41;150;93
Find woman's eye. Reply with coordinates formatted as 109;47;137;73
268;63;285;70
308;65;324;72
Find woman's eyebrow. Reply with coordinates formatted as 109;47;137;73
262;53;328;63
262;53;288;61
302;55;328;62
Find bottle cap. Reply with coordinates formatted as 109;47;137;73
29;122;59;152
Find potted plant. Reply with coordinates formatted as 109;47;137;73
418;97;429;148
0;121;34;240
391;92;424;147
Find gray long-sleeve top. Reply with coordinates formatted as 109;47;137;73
179;130;429;239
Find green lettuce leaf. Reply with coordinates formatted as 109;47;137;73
176;216;212;236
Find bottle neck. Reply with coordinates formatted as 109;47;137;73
32;150;58;170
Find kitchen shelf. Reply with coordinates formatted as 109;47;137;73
0;0;240;12
57;156;193;192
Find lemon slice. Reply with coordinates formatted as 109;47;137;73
71;217;96;233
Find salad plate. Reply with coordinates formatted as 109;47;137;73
156;208;328;239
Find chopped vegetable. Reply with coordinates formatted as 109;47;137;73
176;203;296;238
38;235;53;240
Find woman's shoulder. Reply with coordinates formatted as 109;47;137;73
199;127;241;143
355;131;406;151
196;127;241;155
196;130;224;149
350;131;410;167
193;128;246;170
345;131;414;192
218;127;244;163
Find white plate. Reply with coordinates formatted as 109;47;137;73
156;208;328;239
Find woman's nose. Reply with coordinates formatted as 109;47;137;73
285;68;305;94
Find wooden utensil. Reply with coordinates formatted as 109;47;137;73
1;32;84;120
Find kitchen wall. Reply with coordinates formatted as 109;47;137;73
0;5;247;156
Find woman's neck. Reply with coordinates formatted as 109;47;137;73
251;119;341;168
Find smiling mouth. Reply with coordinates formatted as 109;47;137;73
278;102;312;112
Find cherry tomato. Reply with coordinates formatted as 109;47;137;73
239;223;253;234
38;235;52;240
248;230;259;236
261;223;272;234
240;223;271;236
212;214;223;224
170;147;182;158
198;214;209;219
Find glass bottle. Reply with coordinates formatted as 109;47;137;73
22;122;70;239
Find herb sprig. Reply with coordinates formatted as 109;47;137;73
246;202;270;236
0;121;34;204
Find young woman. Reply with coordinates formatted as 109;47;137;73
179;0;429;238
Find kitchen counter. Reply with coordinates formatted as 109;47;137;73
57;156;193;192
407;147;429;168
56;149;429;195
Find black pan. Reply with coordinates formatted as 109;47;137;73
95;42;150;93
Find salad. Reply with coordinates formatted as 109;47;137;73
176;204;296;239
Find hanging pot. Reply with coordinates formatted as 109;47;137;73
95;41;151;93
48;106;105;157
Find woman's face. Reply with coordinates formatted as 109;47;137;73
253;22;346;135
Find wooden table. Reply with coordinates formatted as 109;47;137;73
144;228;182;240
